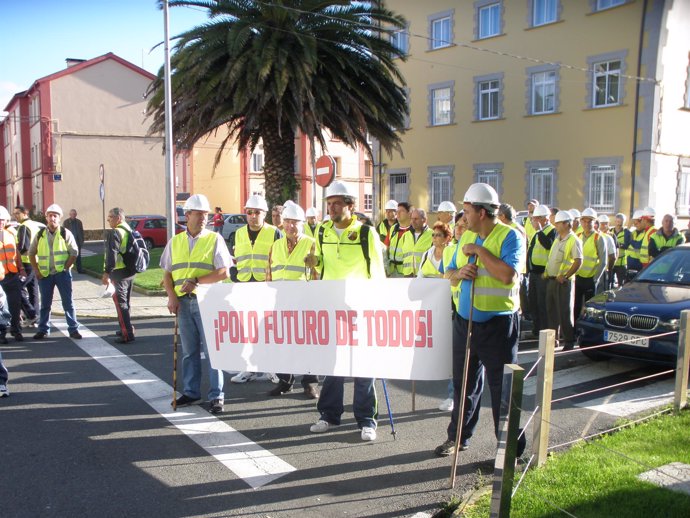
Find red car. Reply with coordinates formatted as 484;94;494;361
126;215;185;250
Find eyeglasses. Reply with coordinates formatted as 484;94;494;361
432;233;445;238
246;210;262;216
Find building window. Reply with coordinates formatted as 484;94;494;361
530;69;557;114
474;73;503;121
364;193;373;211
389;169;410;203
588;165;616;212
526;161;558;207
390;27;409;55
428;10;454;50
364;160;372;178
587;51;627;109
251;152;264;172
531;0;558;27
428;166;454;212
476;1;502;40
474;165;503;195
428;81;454;126
677;162;690;215
594;0;626;11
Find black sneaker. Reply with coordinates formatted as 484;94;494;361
0;334;7;344
268;382;293;396
115;336;135;344
209;399;224;414
33;332;47;340
14;333;23;342
69;331;82;339
172;394;201;407
434;439;469;457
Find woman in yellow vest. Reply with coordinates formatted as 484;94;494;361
266;201;319;399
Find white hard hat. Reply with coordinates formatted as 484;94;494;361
245;194;269;212
569;209;581;219
183;194;211;212
581;207;598;219
0;206;10;221
554;210;573;223
632;209;644;220
463;183;499;206
45;204;63;217
325;180;357;200
532;205;550;217
642;206;656;218
305;207;318;218
282;201;305;221
437;201;457;212
597;214;610;223
384;199;398;211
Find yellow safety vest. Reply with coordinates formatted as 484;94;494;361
612;228;628;267
170;231;218;297
270;235;314;281
19;219;44;263
529;225;555;267
377;220;393;242
419;248;443;278
386;223;409;275
524;217;537;245
547;232;580;277
649;229;684;254
454;223;519;312
640;226;656;265
401;227;433;276
36;227;70;277
316;217;382;280
104;223;132;271
577;231;601;278
234;224;277;282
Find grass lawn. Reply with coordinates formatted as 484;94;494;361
458;409;690;517
81;248;165;292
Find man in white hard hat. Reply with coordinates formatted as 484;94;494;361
435;183;526;457
161;194;231;414
611;213;631;287
526;204;556;338
544;211;583;351
304;180;384;441
384;201;412;277
649;214;685;258
0;206;26;342
573;208;607;336
597;215;617;290
265;201;319;399
436;201;457;233
400;208;433;276
569;209;582;236
638;207;657;268
231;194;282;384
29;204;82;340
627;209;645;278
377;199;398;242
304;207;319;239
524;199;539;244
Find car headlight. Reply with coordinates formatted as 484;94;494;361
583;307;605;322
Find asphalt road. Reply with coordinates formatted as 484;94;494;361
1;316;676;518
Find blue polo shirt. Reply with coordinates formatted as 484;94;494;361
440;228;523;322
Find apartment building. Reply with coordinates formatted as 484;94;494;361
381;0;690;218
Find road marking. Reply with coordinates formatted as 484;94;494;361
54;321;296;489
575;379;675;417
523;361;640;397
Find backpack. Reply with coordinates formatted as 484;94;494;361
120;229;150;273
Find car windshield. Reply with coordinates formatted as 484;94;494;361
636;248;690;286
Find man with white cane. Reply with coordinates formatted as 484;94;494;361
434;183;526;461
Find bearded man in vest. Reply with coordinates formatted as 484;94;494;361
230;194;281;384
434;183;525;457
377;199;398;243
14;205;44;328
162;194;231;414
304;181;385;441
400;208;433;277
265;201;319;399
574;208;608;325
0;206;26;342
384;201;411;277
29;204;81;340
526;204;556;338
102;207;137;343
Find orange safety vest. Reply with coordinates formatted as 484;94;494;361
0;228;20;274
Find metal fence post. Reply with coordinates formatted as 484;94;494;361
674;310;690;412
533;329;556;468
490;364;524;518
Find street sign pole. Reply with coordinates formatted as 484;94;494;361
99;164;105;239
163;0;176;241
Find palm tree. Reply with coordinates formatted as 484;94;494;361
146;0;408;207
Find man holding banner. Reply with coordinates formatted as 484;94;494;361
435;183;525;457
305;181;385;441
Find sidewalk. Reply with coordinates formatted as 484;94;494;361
50;272;170;320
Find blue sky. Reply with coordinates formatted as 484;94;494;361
0;0;209;113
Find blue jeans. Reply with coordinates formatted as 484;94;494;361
317;376;377;429
178;296;224;401
38;270;79;334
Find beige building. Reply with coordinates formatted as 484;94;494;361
1;53;165;231
380;0;690;219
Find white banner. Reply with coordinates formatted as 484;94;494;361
197;278;452;380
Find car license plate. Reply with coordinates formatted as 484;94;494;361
604;330;649;348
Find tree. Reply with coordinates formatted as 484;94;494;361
146;0;408;207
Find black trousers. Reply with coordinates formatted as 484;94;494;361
0;273;23;335
111;270;135;340
20;262;38;320
574;276;596;324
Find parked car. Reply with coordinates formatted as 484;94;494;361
576;244;690;365
176;206;187;225
206;213;248;241
126;215;185;250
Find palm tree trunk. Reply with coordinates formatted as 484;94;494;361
261;116;298;208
